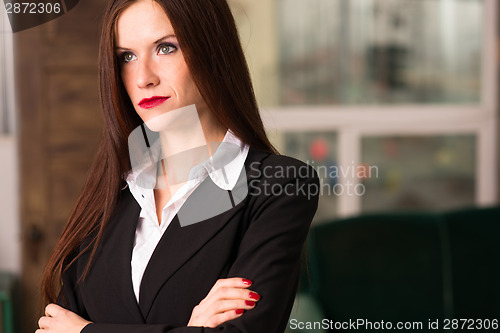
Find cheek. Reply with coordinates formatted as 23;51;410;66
120;69;145;119
120;69;135;97
171;62;197;93
177;70;201;99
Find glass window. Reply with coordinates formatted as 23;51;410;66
361;135;476;212
234;0;494;217
278;0;483;105
279;132;339;222
0;6;15;134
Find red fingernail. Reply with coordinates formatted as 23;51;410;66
242;279;252;285
249;292;260;300
245;300;256;306
235;309;244;315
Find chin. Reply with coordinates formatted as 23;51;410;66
143;104;201;132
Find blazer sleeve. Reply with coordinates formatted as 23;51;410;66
57;253;90;319
81;160;320;333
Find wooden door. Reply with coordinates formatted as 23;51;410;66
15;1;106;332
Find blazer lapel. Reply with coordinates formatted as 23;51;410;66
137;177;247;318
99;188;145;322
137;149;268;318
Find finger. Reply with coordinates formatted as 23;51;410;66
193;288;258;323
211;299;257;314
205;278;253;300
38;316;51;329
202;287;261;311
206;308;245;328
214;287;260;302
45;303;64;317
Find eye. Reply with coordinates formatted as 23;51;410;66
119;52;137;63
158;43;177;55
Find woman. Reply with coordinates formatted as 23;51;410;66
38;0;319;332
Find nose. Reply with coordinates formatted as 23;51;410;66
136;58;160;89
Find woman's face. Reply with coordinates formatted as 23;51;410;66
115;0;206;124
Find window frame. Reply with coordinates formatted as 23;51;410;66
0;6;17;135
262;0;498;217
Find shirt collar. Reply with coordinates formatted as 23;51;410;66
198;130;249;190
126;130;249;192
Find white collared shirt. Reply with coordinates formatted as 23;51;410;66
126;130;249;302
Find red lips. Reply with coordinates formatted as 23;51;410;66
138;96;170;109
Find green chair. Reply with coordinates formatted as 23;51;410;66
0;272;15;333
443;207;500;318
288;206;500;332
308;213;447;331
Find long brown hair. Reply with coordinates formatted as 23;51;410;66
41;0;277;305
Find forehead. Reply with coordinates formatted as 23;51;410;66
115;0;174;46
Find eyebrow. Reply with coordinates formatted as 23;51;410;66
115;34;177;51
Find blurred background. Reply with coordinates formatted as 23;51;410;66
0;0;498;332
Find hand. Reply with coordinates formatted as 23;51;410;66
187;277;261;328
36;304;92;333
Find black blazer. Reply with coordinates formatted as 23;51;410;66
59;149;319;333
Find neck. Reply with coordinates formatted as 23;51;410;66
149;104;226;189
